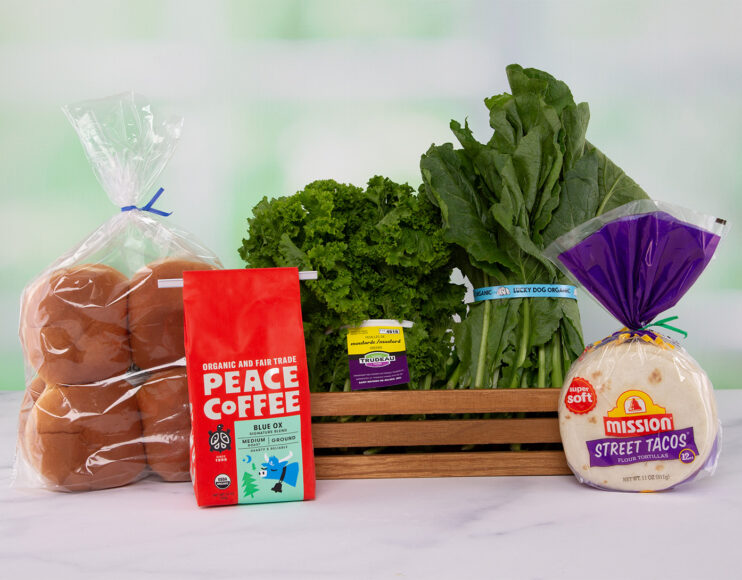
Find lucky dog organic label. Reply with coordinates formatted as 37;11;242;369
183;268;315;507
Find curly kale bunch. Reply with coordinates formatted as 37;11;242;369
239;176;465;391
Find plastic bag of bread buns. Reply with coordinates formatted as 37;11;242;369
544;200;727;492
14;93;221;492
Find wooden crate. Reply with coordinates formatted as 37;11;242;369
310;389;569;479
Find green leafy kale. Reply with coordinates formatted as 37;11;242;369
421;64;649;389
239;176;466;392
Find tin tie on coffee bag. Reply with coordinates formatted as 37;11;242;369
183;268;316;506
544;200;727;492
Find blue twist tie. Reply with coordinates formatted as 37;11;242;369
120;187;172;217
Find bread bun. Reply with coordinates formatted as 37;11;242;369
17;376;47;441
21;264;131;385
27;376;46;402
128;258;215;370
23;379;146;491
136;367;191;481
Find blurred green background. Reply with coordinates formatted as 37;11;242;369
1;0;740;390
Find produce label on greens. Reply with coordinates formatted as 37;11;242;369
473;284;576;302
347;323;410;390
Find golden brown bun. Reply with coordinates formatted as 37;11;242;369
27;376;46;402
128;258;215;370
21;264;131;385
136;367;191;482
23;379;146;491
17;376;47;437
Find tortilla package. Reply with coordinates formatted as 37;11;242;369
15;93;221;492
183;268;316;507
545;200;726;492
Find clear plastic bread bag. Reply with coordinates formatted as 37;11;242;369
15;93;222;491
544;200;727;492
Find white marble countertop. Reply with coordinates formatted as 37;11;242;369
1;389;740;580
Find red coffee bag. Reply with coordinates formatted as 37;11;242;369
183;268;316;507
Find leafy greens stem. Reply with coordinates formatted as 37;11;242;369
551;330;564;388
446;362;463;389
561;335;571;377
474;274;492;389
509;298;530;388
423;373;433;390
537;346;546;388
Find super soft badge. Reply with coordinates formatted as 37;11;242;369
564;377;597;414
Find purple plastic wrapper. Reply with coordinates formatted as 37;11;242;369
554;209;721;329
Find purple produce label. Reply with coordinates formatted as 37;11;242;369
349;353;410;390
586;427;699;467
346;324;411;390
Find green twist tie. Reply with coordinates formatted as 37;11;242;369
639;316;688;339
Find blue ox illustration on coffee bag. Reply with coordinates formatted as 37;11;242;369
260;451;299;493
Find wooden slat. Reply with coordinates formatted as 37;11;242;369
312;417;560;447
315;450;570;479
309;389;565;480
310;389;560;416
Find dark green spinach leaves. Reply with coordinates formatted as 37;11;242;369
421;65;649;389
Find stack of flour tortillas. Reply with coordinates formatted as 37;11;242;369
558;335;718;491
545;200;726;492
